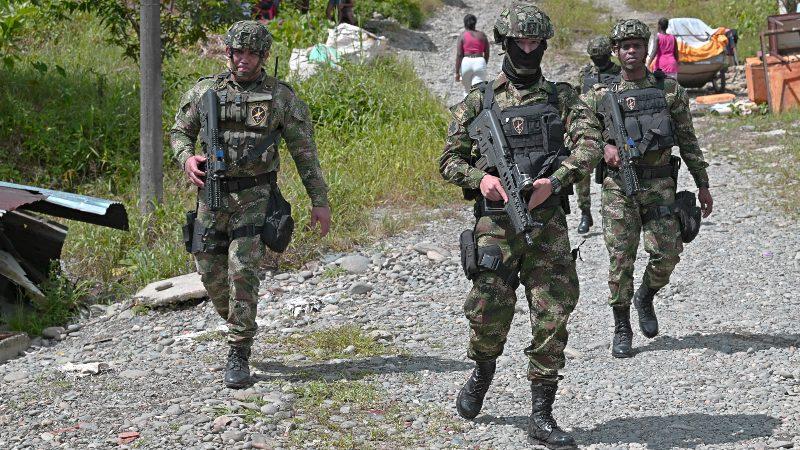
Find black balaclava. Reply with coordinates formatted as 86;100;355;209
590;54;613;71
503;38;547;86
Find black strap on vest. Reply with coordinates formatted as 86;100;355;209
223;171;277;193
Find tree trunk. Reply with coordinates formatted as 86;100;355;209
139;0;163;214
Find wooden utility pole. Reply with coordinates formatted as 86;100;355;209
139;0;163;214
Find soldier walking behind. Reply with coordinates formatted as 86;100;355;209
170;21;331;388
572;36;621;234
440;4;603;448
581;19;713;358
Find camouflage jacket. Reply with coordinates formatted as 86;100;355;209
170;70;329;207
574;61;621;94
440;72;603;191
580;71;710;188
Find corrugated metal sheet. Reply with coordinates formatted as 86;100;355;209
0;182;128;230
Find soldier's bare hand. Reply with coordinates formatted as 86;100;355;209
455;73;461;82
527;178;553;210
185;155;207;187
479;174;508;203
310;206;331;237
698;187;713;218
604;143;620;168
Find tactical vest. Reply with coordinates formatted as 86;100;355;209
581;67;621;94
600;78;676;153
482;81;569;182
200;72;283;177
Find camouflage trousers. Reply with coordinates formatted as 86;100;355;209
601;175;683;307
575;173;591;212
194;184;270;348
464;207;579;382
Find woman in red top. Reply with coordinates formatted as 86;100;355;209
647;17;679;78
455;14;490;98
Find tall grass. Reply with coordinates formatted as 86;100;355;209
0;13;452;305
626;0;777;58
540;0;613;50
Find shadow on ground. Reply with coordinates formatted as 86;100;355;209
251;354;472;382
476;413;780;450
635;332;800;355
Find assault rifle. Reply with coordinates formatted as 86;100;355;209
603;91;644;197
468;108;541;246
200;89;225;211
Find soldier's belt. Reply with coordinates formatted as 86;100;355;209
222;171;277;193
608;163;672;180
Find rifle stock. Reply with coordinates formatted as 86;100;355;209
468;108;541;246
603;91;643;197
201;89;225;211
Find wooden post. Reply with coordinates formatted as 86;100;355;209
139;0;163;214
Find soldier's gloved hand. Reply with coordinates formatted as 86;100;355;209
698;187;713;218
527;178;553;210
479;174;508;203
310;206;331;237
185;155;207;187
603;143;620;168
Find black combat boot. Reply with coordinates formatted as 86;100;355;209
634;284;660;338
224;346;251;389
576;209;593;234
612;306;633;358
528;381;577;449
456;359;496;419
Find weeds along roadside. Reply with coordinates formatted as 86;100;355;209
540;0;613;52
0;5;453;330
626;0;776;58
701;111;800;216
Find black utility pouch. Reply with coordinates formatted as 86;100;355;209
261;186;295;253
669;155;682;184
594;160;607;184
459;229;479;280
182;210;197;253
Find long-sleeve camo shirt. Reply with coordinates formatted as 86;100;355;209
170;70;329;207
578;71;710;188
440;73;604;191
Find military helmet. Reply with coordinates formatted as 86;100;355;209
224;20;273;54
610;19;651;44
587;36;612;56
493;2;555;45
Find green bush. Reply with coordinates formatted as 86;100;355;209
627;0;778;58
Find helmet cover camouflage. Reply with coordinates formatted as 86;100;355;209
493;2;555;45
224;20;273;54
587;36;612;56
610;19;650;44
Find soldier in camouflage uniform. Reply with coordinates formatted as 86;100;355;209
440;4;603;448
579;19;713;358
572;36;622;234
170;21;331;388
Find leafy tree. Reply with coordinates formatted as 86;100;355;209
61;0;245;60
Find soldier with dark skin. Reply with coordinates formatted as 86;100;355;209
580;20;713;357
573;36;621;234
440;4;603;448
170;21;331;388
